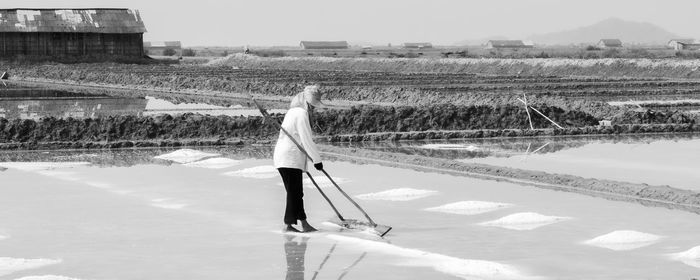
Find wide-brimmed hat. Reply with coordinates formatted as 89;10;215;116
303;85;325;108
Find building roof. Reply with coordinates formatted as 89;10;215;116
487;40;529;48
403;42;432;48
0;9;146;33
144;41;182;48
599;39;623;47
300;41;349;48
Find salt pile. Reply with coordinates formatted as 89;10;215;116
355;188;438;201
668;245;700;268
425;201;513;215
0;162;90;171
223;165;278;179
419;144;479;151
0;258;61;277
184;157;241;169
151;198;188;210
327;234;536;280
13;276;81;280
0;235;7;240
479;212;571;230
154;149;220;164
583;230;663;251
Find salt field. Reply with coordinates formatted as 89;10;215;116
344;134;700;191
1;147;700;279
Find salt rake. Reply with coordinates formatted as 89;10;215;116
253;98;392;237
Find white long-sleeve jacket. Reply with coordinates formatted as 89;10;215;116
273;107;322;171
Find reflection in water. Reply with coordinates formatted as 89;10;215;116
0;88;147;119
284;235;309;280
283;235;366;280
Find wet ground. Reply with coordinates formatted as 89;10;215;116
1;147;699;279
337;134;700;191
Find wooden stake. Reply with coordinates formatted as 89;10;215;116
517;98;564;129
523;94;534;130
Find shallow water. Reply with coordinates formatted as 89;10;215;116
0;88;283;119
341;134;700;191
1;147;699;279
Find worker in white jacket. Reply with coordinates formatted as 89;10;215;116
273;85;324;233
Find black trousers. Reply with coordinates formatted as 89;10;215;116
278;168;307;225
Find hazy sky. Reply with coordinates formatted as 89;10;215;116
2;0;699;46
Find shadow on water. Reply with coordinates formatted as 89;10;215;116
283;235;366;280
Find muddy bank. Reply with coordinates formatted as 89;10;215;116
318;145;700;214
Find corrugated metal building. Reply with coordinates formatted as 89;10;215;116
0;8;147;58
485;40;533;49
597;39;623;48
300;41;349;49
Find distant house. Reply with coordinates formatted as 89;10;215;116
403;42;433;49
597;39;623;48
299;41;349;50
668;39;700;51
144;41;182;56
485;40;533;49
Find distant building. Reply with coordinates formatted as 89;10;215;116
598;120;612;127
403;42;433;49
597;39;623;48
485;40;533;49
299;41;349;50
144;41;182;56
0;8;146;59
668;39;700;51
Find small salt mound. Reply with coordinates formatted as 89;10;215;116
327;234;535;280
13;276;81;280
669;246;700;268
84;181;112;189
0;235;8;240
0;162;90;171
150;198;188;210
584;230;663;251
425;201;513;215
479;212;571;230
223;165;278;179
0;258;61;277
184;157;241;169
419;144;479;151
154;149;220;164
355;188;438;201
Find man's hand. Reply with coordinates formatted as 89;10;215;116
314;162;324;171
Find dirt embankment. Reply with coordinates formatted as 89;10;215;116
319;145;700;215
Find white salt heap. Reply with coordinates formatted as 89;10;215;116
669;245;700;268
0;235;7;240
0;162;90;171
327;234;536;280
479;212;571;230
355;188;438;201
420;144;479;151
184;157;241;169
154;149;219;164
13;276;81;280
35;170;80;181
223;165;278;179
0;258;62;277
151;198;188;210
584;230;663;251
425;201;513;215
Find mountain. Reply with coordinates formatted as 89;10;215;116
528;18;679;46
